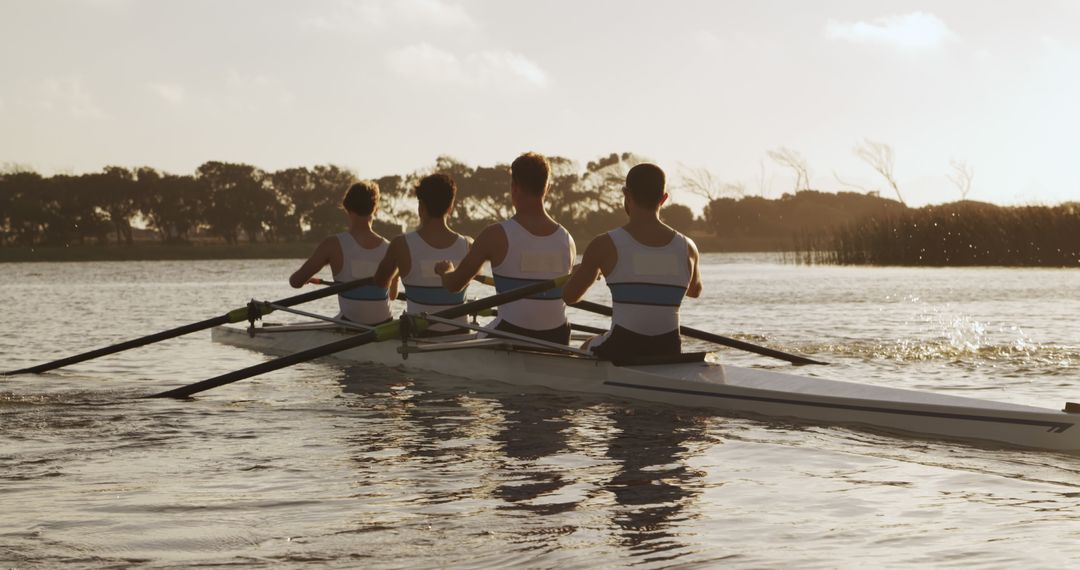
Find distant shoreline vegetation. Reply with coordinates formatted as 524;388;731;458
797;201;1080;267
1;158;1077;266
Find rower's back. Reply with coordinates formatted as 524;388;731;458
490;216;574;342
589;163;697;359
400;174;470;335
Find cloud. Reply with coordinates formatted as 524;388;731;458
38;77;107;119
223;72;296;110
826;12;957;50
386;43;549;89
305;0;474;32
148;82;186;105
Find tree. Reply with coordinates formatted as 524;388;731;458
136;168;207;243
854;139;905;205
197;161;272;244
305;165;356;239
948;159;974;200
662;203;695;234
767;147;810;192
677;164;746;201
93;166;138;245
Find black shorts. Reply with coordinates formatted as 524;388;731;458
591;325;681;360
494;318;572;345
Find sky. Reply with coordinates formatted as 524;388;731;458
2;0;1079;213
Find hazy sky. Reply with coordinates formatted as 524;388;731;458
2;0;1079;211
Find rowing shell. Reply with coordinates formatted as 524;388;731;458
212;323;1080;452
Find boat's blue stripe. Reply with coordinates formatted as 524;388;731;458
403;284;467;306
603;380;1075;433
493;274;563;300
608;283;686;307
340;285;389;301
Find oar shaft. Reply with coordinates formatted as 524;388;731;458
569;300;827;366
6;315;229;375
147;275;570;398
5;277;375;376
150;330;379;398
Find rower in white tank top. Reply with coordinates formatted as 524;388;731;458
591;227;691;348
490;219;574;331
402;231;470;333
333;232;392;325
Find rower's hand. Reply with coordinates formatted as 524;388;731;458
308;277;328;285
434;260;454;276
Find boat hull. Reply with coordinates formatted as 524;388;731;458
211;324;1080;451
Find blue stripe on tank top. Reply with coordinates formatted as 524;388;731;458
492;274;563;300
403;284;467;306
339;285;389;301
608;282;687;307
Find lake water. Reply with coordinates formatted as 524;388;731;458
1;254;1079;568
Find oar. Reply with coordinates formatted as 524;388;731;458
568;299;829;366
4;277;377;376
146;274;571;399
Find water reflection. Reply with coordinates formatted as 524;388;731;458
489;390;576;516
334;364;713;561
604;407;709;560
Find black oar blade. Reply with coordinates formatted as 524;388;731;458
148;274;571;398
4;277;376;376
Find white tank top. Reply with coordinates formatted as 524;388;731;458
491;219;574;331
333;233;391;325
402;231;470;332
604;228;691;336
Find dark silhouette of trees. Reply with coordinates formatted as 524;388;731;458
3;154;1073;267
661;204;695;234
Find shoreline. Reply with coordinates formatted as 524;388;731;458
0;235;786;263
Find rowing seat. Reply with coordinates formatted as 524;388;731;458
610;352;708;367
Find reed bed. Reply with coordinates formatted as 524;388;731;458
800;202;1079;267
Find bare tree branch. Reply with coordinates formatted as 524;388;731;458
832;170;872;193
947;159;974;200
767;147;810;192
854;139;905;205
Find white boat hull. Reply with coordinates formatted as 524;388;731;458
212;324;1080;451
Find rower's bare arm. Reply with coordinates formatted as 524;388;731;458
388;275;400;300
374;237;404;289
562;235;610;304
437;226;496;292
686;238;704;298
289;238;334;288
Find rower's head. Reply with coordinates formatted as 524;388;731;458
510;152;550;208
415;173;457;220
623;163;668;213
342;180;379;219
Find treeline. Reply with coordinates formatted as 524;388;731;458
702;190;906;250
0;153;700;248
699;191;1078;266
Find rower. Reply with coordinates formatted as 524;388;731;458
374;174;471;336
562;163;703;358
289;181;397;326
434;152;576;344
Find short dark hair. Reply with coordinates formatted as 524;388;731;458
624;163;666;209
511;152;550;196
416;173;457;217
343;180;380;216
